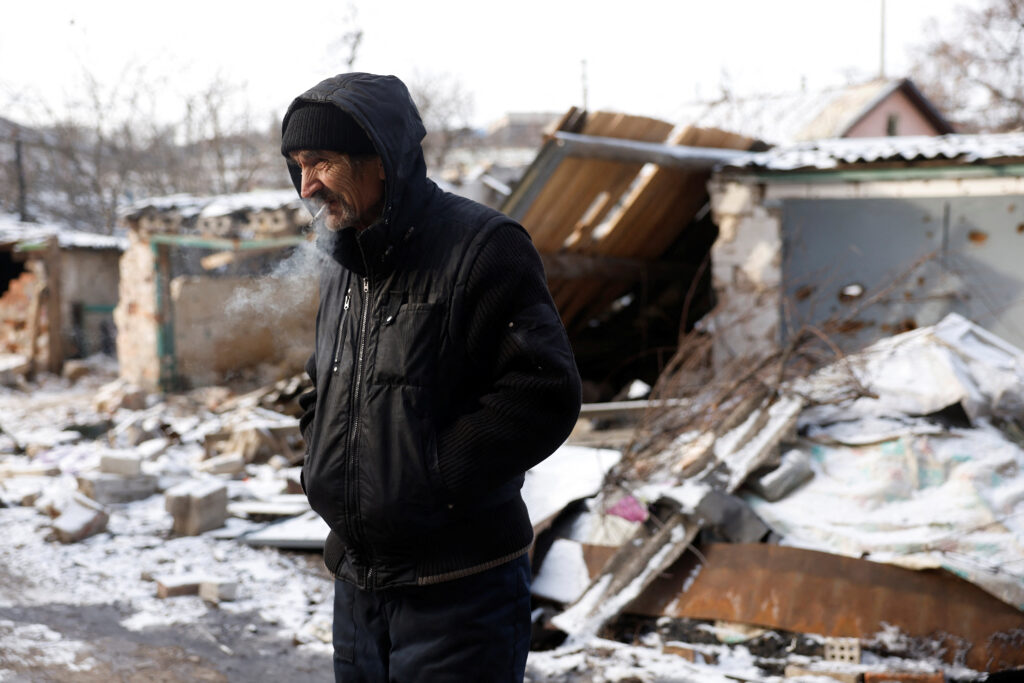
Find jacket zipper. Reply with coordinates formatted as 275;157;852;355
331;284;351;375
347;275;373;587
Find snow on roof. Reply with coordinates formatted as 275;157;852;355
122;189;302;221
198;189;302;218
675;79;901;145
722;132;1024;172
0;213;127;251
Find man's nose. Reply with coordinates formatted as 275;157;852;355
300;169;323;198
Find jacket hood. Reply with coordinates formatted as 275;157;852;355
282;73;432;273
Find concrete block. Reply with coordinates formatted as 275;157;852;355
824;637;861;664
77;472;158;504
155;574;206;599
52;493;109;543
784;665;859;682
863;673;943;683
99;452;143;477
199;453;246;476
165;480;228;536
199;578;238;603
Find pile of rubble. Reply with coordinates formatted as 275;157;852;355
526;313;1024;681
2;314;1023;681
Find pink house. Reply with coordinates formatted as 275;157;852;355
677;77;954;145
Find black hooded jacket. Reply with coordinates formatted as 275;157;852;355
283;73;582;589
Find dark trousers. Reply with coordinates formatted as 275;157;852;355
333;555;531;682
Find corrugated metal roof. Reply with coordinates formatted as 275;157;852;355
0;214;127;251
722;133;1024;172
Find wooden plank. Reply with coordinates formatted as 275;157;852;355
556;127;755;330
45;237;62;375
521;112;674;251
543;114;676;317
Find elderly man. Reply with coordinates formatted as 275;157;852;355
282;73;581;682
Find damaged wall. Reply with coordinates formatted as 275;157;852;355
114;232;160;388
0;240;61;374
708;171;1024;359
170;275;316;388
115;231;317;391
0;262;43;358
707;178;783;364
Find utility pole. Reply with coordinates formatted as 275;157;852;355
879;0;887;79
15;131;31;222
581;59;589;112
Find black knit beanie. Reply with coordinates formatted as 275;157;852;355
281;103;376;157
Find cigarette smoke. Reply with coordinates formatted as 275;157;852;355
223;205;334;326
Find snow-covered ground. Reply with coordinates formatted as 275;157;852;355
1;316;1017;682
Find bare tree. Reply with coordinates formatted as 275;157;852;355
408;71;476;174
910;0;1024;132
1;65;289;232
326;3;364;70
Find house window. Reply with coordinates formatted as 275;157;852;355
886;113;899;136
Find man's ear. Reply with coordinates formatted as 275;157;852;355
377;158;386;180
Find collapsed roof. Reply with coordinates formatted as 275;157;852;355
502;109;756;395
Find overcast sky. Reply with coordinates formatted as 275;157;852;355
1;0;980;129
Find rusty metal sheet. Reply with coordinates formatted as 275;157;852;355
625;542;1024;672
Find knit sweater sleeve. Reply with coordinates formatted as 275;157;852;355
435;222;582;501
297;351;318;444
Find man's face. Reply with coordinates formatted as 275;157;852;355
290;150;386;231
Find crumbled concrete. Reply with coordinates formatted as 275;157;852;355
78;472;158;504
52;493;109;543
165;480;228;536
199;578;238;603
99;451;143;477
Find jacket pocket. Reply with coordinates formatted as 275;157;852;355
357;387;449;554
374;296;441;386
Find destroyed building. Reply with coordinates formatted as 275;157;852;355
3;92;1024;681
0;214;124;379
501;108;756;399
115;190;317;391
708;132;1024;363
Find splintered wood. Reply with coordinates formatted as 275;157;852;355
514;111;752;333
552;391;804;641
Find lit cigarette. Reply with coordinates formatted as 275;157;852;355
312;205;327;222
